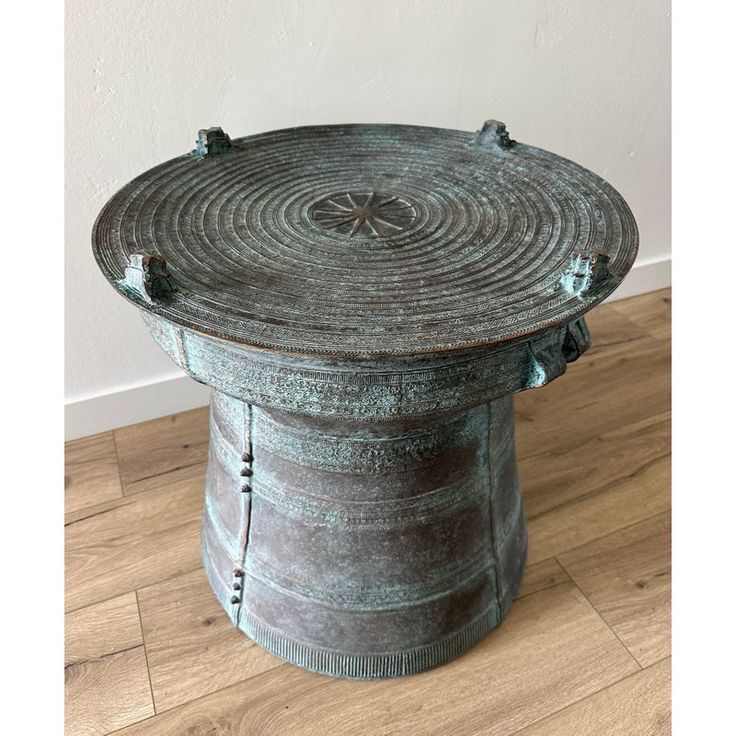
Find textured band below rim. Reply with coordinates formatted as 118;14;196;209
237;604;502;680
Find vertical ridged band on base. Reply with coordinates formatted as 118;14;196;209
201;391;527;679
241;604;500;680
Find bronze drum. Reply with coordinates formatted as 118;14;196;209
92;121;638;678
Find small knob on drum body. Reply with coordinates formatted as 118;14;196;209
123;254;177;303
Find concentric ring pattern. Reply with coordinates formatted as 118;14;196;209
92;124;638;357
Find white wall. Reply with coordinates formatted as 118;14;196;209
65;0;671;439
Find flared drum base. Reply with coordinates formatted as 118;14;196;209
201;390;528;679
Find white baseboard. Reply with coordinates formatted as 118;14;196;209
65;256;670;441
604;255;671;303
65;374;210;441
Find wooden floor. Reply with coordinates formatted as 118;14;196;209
65;289;671;736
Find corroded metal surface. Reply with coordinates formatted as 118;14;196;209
92;121;638;679
92;122;638;357
141;311;591;419
203;391;526;678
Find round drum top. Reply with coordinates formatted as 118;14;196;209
93;123;638;358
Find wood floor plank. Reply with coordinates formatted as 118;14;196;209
65;593;154;736
114;583;638;736
513;658;671;735
65;432;123;515
114;407;209;496
514;557;570;599
65;592;143;667
516;303;671;564
611;288;671;341
525;442;669;565
515;335;670;461
65;468;204;612
66;647;154;736
137;567;282;712
519;411;670;520
582;303;653;360
559;512;671;667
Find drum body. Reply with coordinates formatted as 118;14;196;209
202;391;526;679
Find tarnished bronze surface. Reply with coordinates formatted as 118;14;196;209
93;122;637;357
92;121;638;678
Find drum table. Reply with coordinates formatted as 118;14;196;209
93;121;638;679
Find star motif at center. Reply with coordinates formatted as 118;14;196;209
311;192;416;238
